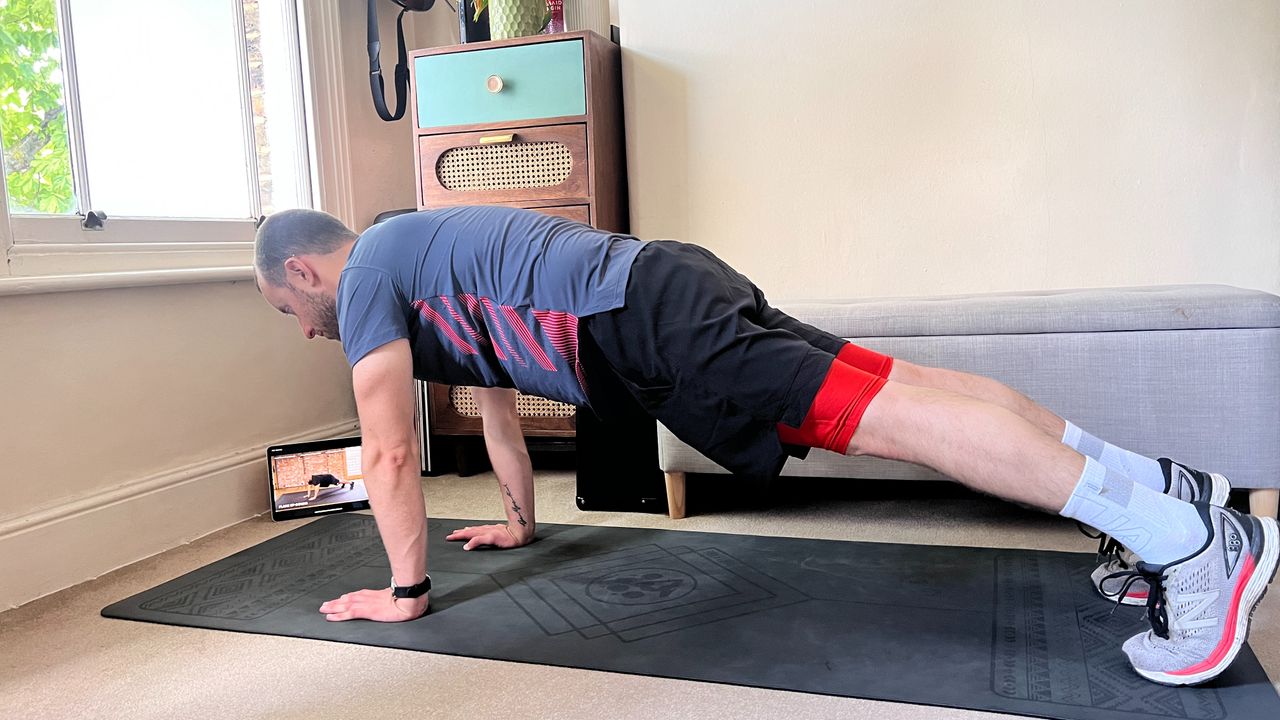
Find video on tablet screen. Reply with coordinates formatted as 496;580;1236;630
270;444;368;512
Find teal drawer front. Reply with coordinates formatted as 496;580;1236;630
416;40;586;128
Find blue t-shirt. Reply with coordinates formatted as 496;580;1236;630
336;206;645;407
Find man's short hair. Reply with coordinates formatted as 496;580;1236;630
255;208;356;287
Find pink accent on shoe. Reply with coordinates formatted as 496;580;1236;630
1167;554;1257;677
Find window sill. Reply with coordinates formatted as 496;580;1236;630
0;265;254;297
7;240;253;275
1;215;259;295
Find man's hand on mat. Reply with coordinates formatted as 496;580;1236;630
445;523;530;550
318;588;428;623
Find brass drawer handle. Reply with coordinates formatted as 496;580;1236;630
486;74;504;93
479;133;515;145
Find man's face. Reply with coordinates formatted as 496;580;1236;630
257;270;341;342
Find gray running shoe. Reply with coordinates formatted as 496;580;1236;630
1091;459;1231;606
1120;502;1279;686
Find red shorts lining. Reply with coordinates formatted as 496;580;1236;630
836;342;894;378
776;360;888;453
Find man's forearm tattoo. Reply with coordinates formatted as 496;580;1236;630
502;483;528;527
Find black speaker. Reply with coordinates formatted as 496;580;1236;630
573;329;666;514
574;397;666;513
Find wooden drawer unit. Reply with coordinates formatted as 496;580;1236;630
410;30;627;232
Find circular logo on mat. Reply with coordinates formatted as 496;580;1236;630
586;568;696;605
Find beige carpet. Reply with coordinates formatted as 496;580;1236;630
2;471;1276;720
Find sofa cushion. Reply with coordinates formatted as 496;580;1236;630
779;284;1280;338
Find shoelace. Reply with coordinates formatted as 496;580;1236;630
1077;523;1129;567
1101;565;1171;639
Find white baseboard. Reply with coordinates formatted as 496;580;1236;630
0;419;359;611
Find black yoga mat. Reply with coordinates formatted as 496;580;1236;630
103;514;1280;720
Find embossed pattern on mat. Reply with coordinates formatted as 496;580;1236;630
103;515;1280;720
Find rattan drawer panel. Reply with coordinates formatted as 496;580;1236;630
419;124;589;207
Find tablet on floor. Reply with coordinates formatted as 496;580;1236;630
267;436;370;521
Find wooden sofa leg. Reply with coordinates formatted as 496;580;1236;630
665;472;687;519
1249;488;1279;520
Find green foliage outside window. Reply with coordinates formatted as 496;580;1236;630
0;0;75;214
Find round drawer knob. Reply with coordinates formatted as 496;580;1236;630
486;74;504;93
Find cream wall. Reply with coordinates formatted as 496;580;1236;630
619;0;1280;298
0;281;357;609
0;283;352;516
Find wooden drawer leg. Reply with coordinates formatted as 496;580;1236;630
1249;488;1279;520
665;472;687;520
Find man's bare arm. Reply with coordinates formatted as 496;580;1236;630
318;339;428;622
444;386;536;550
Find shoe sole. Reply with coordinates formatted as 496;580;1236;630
1095;473;1232;607
1135;515;1280;686
1206;473;1232;507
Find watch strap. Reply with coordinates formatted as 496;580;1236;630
390;574;432;599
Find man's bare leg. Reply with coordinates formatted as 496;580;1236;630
848;377;1210;561
882;359;1263;514
887;359;1066;440
849;379;1079;511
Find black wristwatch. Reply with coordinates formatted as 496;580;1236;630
390;574;432;599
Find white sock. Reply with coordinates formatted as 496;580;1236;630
1060;457;1208;566
1061;420;1166;493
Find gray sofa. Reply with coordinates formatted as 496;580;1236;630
657;285;1280;520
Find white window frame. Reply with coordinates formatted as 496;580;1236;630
0;170;13;279
0;0;356;293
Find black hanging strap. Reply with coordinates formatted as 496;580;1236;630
368;0;410;122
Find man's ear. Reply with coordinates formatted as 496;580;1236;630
283;256;319;289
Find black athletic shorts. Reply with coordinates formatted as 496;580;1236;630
579;240;847;478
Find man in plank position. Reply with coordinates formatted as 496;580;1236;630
305;473;354;501
254;205;1277;686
